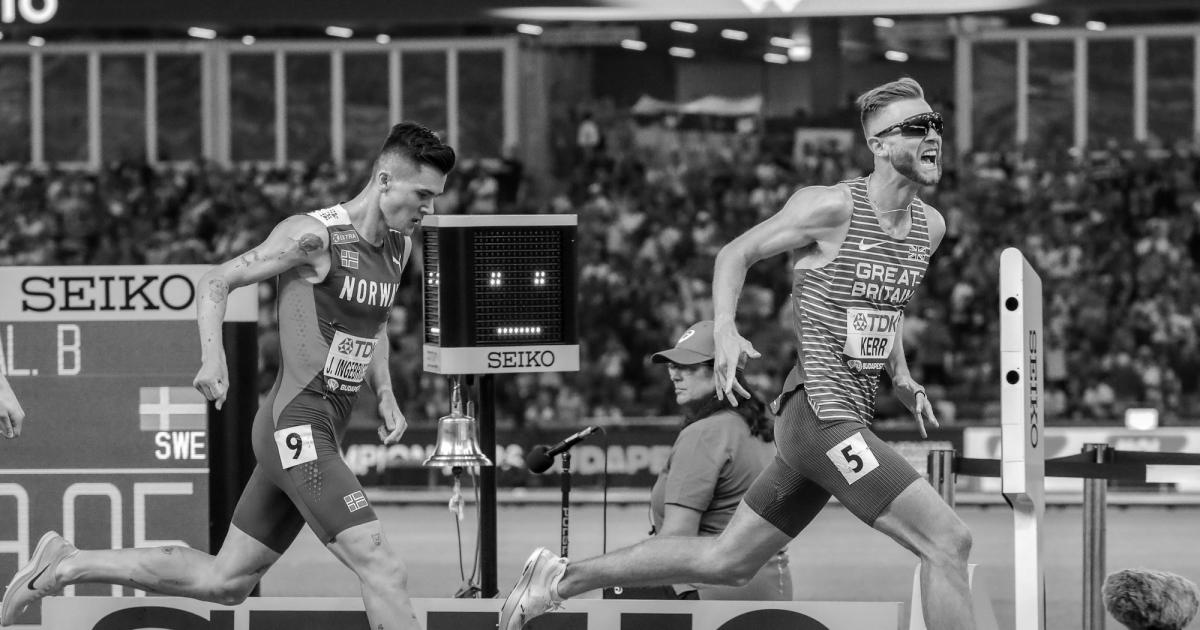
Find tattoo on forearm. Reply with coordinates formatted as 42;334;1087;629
238;251;261;268
207;279;228;303
298;233;323;254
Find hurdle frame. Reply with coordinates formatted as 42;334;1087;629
999;247;1047;630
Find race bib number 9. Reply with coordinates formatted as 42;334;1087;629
274;425;317;469
842;308;899;372
323;331;377;384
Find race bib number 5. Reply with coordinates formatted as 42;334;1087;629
825;432;880;485
274;425;318;469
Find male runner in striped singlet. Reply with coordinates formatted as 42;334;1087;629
501;78;975;630
1;123;455;630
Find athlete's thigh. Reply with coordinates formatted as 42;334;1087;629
743;455;832;538
710;500;799;570
325;520;399;578
212;523;285;581
776;389;920;526
230;465;307;555
871;479;968;557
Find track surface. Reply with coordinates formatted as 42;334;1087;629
262;502;1200;630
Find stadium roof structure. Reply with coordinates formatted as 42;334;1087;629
4;0;1197;34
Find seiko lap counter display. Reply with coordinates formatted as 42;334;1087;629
421;215;579;375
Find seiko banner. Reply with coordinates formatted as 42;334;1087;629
0;266;257;322
46;596;903;630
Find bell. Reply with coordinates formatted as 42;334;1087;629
423;378;493;467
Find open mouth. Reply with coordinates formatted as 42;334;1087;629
920;148;938;165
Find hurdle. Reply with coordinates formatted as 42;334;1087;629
926;247;1200;630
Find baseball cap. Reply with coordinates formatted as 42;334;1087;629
652;321;719;366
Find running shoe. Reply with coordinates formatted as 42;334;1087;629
1;531;78;626
498;548;567;630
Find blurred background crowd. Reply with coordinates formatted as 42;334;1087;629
4;106;1200;430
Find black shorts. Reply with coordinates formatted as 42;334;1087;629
745;386;921;536
230;392;377;553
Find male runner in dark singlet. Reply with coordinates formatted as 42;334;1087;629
500;78;975;630
2;122;455;630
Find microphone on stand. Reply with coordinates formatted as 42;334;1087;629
526;426;600;473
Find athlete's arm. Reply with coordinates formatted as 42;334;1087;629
193;215;329;409
369;325;408;445
886;202;946;438
712;185;852;403
657;504;702;537
0;373;25;439
886;317;938;438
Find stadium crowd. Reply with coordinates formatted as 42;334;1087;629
3;115;1200;428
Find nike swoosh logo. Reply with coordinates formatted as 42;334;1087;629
859;240;886;251
26;566;48;591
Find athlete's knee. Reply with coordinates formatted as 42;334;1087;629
929;521;972;566
207;577;256;606
697;540;759;586
357;547;411;592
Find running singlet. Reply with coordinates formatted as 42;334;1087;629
269;204;407;430
790;176;931;424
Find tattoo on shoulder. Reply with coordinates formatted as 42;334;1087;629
207;278;229;302
372;533;382;547
298;233;324;254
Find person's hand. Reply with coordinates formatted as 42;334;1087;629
376;393;408;445
893;376;939;438
193;356;229;410
0;383;25;439
713;322;760;407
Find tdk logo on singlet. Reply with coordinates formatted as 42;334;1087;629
338;276;400;307
851;262;923;304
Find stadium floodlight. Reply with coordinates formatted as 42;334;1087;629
885;50;909;62
28;35;44;47
669;46;695;58
241;35;255;45
769;36;795;48
873;17;895;28
670;21;698;33
516;24;543;36
187;27;217;40
621;39;647;51
325;26;353;38
1086;20;1106;31
1030;13;1060;25
721;29;748;41
788;45;811;62
376;34;391;44
764;52;788;64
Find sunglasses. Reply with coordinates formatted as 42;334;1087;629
873;111;944;138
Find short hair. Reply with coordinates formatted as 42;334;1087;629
378;122;456;175
855;77;926;136
1102;569;1200;630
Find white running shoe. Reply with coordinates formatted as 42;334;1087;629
498;548;568;630
0;531;78;626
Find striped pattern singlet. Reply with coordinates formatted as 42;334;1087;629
791;176;932;424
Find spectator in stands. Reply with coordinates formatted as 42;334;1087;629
1103;568;1200;630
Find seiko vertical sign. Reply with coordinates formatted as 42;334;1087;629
1;0;57;24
